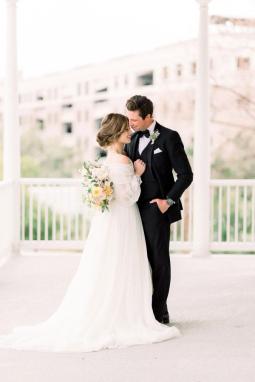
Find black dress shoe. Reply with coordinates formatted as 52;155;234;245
161;312;170;324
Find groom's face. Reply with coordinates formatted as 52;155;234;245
127;110;150;132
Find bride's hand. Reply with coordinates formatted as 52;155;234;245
134;159;146;176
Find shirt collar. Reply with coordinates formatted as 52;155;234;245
147;120;156;134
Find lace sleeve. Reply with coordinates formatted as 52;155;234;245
109;164;142;206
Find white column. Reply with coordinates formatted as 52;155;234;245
3;0;20;254
192;0;211;257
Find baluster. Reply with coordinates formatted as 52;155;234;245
218;186;222;242
29;185;33;241
243;186;247;242
226;186;231;242
234;186;239;242
21;184;25;241
37;188;41;241
45;188;48;241
252;186;255;241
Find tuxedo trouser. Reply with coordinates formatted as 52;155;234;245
139;202;171;322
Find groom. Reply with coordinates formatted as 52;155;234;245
125;95;193;324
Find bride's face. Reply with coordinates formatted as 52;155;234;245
117;127;132;144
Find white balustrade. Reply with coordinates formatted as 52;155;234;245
210;180;255;251
19;178;92;251
18;178;255;253
19;178;193;252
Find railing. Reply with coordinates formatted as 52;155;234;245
210;179;255;251
0;180;14;263
19;178;255;253
20;178;91;250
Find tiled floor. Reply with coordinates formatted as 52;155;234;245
0;253;254;382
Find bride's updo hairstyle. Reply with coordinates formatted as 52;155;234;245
96;113;129;148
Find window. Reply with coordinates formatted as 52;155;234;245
36;119;44;130
236;57;250;70
95;87;108;93
95;118;103;130
36;92;44;101
94;99;107;104
63;122;73;134
176;64;183;77
62;103;73;109
191;62;196;75
124;75;129;86
136;71;154;86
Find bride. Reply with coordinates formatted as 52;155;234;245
0;113;180;352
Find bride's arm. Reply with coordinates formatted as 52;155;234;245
110;160;145;206
108;155;146;206
114;173;141;206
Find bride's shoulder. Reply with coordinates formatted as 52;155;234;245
106;153;132;166
117;154;132;165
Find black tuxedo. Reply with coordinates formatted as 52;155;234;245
125;122;193;322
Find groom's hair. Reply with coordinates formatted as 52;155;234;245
126;95;153;119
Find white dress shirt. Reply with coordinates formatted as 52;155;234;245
138;120;156;155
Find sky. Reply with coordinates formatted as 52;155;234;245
0;0;255;78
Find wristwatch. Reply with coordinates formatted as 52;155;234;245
166;197;175;207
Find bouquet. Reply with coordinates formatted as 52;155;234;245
79;160;114;212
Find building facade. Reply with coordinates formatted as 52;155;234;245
0;15;255;165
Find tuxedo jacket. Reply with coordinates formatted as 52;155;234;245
125;122;193;224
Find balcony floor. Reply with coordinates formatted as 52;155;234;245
0;253;254;382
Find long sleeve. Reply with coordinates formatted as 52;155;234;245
109;164;141;207
165;131;193;201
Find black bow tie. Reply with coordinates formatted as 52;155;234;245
138;130;150;138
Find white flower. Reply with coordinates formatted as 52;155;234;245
150;129;160;144
91;166;108;180
78;168;87;177
79;161;114;213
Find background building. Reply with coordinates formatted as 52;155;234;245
0;15;254;177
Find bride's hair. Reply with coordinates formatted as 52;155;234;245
96;113;129;148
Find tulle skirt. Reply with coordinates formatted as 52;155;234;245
0;202;180;352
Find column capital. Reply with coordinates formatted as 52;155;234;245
196;0;212;6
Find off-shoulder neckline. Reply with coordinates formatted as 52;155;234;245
104;159;133;166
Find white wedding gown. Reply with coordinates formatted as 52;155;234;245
0;160;180;352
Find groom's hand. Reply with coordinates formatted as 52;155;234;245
150;199;169;214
